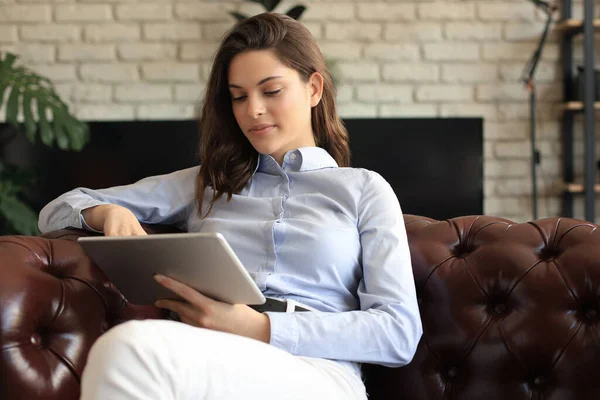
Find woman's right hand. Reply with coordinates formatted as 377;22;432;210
82;204;147;236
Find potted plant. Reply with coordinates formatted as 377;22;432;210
0;51;90;235
230;0;306;21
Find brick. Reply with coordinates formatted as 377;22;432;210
504;23;559;41
477;83;527;101
72;84;112;103
118;43;177;61
2;44;54;63
115;84;172;103
0;5;50;22
175;84;206;103
29;64;76;83
500;63;559;83
440;104;498;121
20;25;80;42
141;63;199;82
303;3;355;21
483;43;545;61
485;197;529;216
497;103;559;121
336;62;379;82
485;122;529;140
356;84;412;103
335;85;353;103
382;63;439;82
357;3;415;21
80;64;139;82
318;42;362;61
85;24;140;42
423;43;479;61
485;160;529;178
445;23;501;40
337;103;377;118
379;104;438;117
304;22;322;40
0;25;16;42
175;3;233;22
75;105;135;121
384;23;442;42
418;3;475;20
58;44;115;61
144;23;201;40
478;3;536;21
55;4;112;22
136;104;195;120
180;42;219;61
442;64;498;83
325;23;381;41
116;4;172;21
416;85;473;102
495;141;533;159
364;44;420;61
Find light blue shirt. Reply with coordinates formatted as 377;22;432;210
38;146;422;377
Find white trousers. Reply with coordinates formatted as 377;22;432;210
80;320;368;400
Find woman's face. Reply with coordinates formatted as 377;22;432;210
228;49;323;165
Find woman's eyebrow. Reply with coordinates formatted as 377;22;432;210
229;76;283;89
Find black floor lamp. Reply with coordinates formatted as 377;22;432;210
520;0;557;220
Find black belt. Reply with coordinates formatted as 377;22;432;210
250;298;311;313
167;298;310;322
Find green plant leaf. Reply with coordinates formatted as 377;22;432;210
248;0;280;12
0;51;89;152
0;52;17;74
5;87;20;127
0;192;39;236
285;5;306;20
21;91;37;143
52;110;70;150
229;11;249;21
63;114;90;151
37;102;54;147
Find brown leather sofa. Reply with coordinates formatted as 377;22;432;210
2;215;600;400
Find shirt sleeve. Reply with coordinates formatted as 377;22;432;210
265;170;422;367
38;166;199;234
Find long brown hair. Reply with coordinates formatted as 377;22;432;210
196;12;350;217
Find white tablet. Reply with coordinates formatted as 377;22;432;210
77;232;266;306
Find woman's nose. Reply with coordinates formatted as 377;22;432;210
247;96;265;118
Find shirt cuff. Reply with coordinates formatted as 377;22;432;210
79;208;104;233
264;312;299;354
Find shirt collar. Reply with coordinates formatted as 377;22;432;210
253;147;338;175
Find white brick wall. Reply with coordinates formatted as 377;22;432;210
0;0;570;222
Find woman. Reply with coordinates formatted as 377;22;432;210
38;13;422;400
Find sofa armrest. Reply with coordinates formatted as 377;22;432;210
0;225;176;399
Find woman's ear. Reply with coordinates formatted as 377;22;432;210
308;72;324;108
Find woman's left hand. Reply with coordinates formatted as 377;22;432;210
153;274;271;343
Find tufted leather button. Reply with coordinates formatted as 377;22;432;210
453;243;473;258
585;309;597;321
538;245;560;261
447;367;458;378
494;303;506;314
533;376;545;386
30;333;42;346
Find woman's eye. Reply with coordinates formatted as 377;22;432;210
232;95;247;102
265;89;281;96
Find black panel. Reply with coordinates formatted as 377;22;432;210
1;117;482;221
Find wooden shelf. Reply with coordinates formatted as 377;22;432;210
563;183;600;193
562;101;600;112
556;18;600;34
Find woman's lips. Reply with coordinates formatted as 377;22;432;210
250;125;275;135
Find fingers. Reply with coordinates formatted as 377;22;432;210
154;275;210;309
